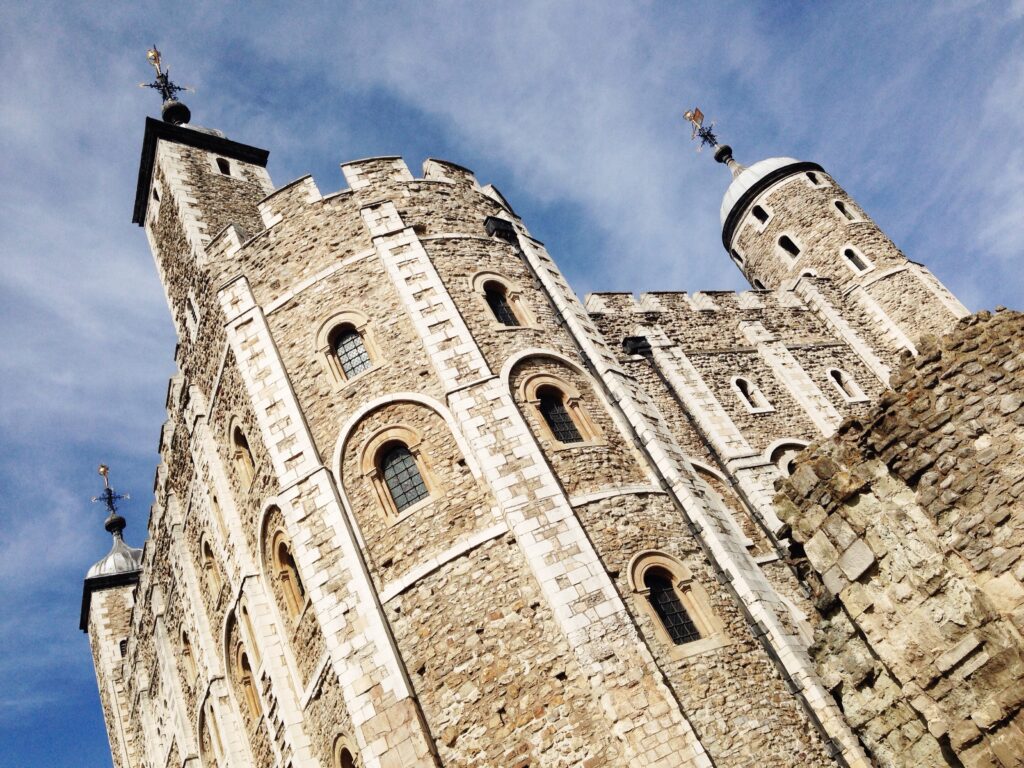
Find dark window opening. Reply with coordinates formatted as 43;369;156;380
381;445;428;512
844;248;868;272
834;200;854;221
339;748;355;768
806;171;820;185
730;249;745;266
752;279;766;290
333;327;372;378
644;569;701;645
752;205;769;224
119;639;128;657
484;282;520;326
216;158;231;175
538;388;583;443
152;188;160;202
778;235;800;258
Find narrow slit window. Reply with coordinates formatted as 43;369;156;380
232;426;255;486
843;247;869;273
216;158;231;175
834;200;855;221
806;171;821;185
752;205;769;225
730;249;745;266
538;387;583;444
735;377;772;411
273;535;306;617
380;445;428;512
333;327;372;378
752;278;766;290
829;369;866;401
237;649;260;718
484;282;520;326
778;235;800;258
644;569;701;645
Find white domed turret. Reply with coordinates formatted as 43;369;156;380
719;156;802;227
85;533;143;580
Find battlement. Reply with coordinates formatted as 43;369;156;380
586;288;808;317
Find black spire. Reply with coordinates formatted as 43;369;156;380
140;45;192;125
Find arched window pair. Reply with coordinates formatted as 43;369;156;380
319;312;378;387
521;373;600;446
827;368;868;403
732;377;773;413
472;273;530;328
362;427;432;518
629;552;726;658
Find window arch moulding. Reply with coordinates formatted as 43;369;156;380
316;309;381;388
359;424;435;520
731;376;774;414
470;271;534;329
517;370;603;448
827;368;869;403
627;551;730;659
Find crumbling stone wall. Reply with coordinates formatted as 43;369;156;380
776;309;1024;767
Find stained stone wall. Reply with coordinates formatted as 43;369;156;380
776;309;1024;767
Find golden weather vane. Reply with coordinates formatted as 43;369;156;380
139;45;194;124
683;107;720;151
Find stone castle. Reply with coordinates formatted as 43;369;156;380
80;78;1024;768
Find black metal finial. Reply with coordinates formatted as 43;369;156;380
684;108;721;150
92;464;131;538
140;46;192;125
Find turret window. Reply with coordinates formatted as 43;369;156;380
834;200;857;221
380;444;429;513
216;158;231;176
777;235;801;259
732;376;774;413
827;368;868;403
538;387;584;444
805;171;823;186
484;282;520;326
842;246;871;274
730;249;745;267
333;327;372;379
752;278;767;290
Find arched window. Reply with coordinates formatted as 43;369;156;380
828;368;868;402
483;281;520;327
732;377;773;413
777;235;801;258
332;326;372;379
806;171;822;186
181;629;197;681
751;204;770;225
628;552;727;658
834;200;856;221
216;157;231;175
537;386;584;444
768;441;809;476
644;568;701;645
271;530;306;617
201;537;221;595
730;249;745;267
752;278;766;290
333;737;360;768
380;444;429;513
235;646;260;720
842;246;870;274
231;425;255;487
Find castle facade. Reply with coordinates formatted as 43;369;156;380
82;99;981;768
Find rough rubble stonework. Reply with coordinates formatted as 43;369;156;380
776;310;1024;767
79;111;1000;768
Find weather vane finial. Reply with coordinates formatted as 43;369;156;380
140;45;193;125
92;464;131;537
684;106;744;178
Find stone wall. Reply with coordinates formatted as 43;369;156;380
776;309;1024;767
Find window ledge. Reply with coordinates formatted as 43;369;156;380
665;633;734;661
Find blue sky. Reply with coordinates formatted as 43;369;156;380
0;1;1021;765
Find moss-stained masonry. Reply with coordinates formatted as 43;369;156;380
83;116;990;768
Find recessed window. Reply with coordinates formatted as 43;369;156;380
644;568;701;644
181;630;197;680
842;246;871;274
119;639;128;657
769;441;808;476
834;200;856;221
231;425;255;487
380;444;429;513
333;737;361;768
752;205;770;225
733;377;773;413
828;368;868;402
778;235;801;258
216;158;231;176
730;249;745;267
538;386;584;444
806;171;822;186
271;529;306;618
202;538;221;594
235;646;260;719
752;278;766;290
484;281;520;327
152;187;160;202
333;327;372;379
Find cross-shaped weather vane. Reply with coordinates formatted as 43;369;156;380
92;464;130;524
140;46;193;125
